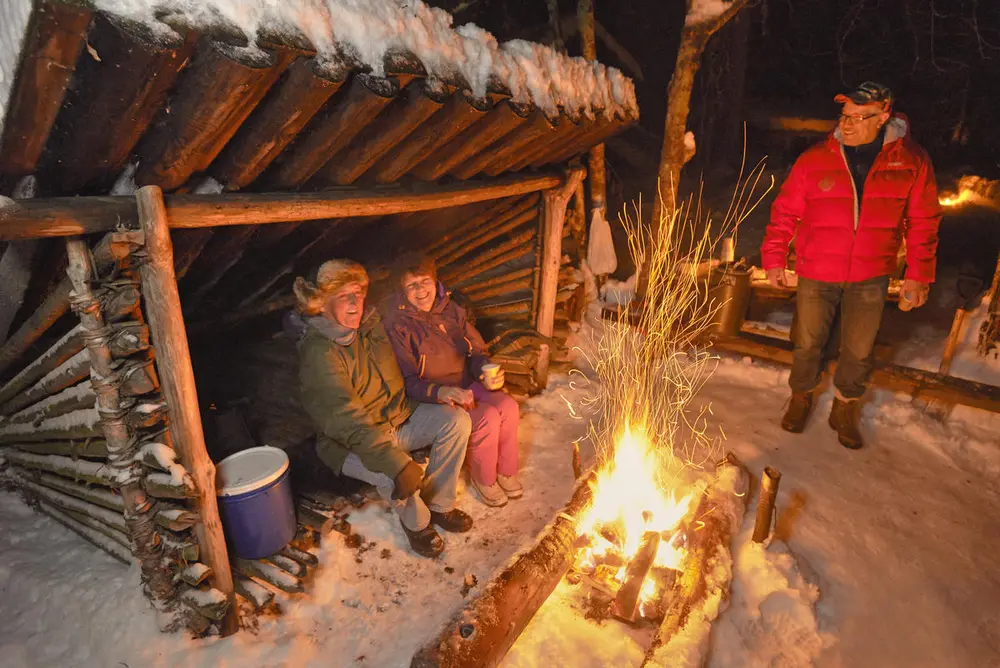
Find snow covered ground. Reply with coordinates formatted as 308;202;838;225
1;296;999;667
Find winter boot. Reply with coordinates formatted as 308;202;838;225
780;392;814;433
402;523;445;558
497;474;524;499
470;476;508;507
829;396;864;449
430;508;474;533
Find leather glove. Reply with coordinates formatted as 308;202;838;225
392;460;424;500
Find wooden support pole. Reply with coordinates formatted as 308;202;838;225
534;169;586;387
578;0;608;244
134;185;239;636
0;173;563;240
751;467;781;544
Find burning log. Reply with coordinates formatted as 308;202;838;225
611;530;661;623
640;456;750;668
751;467;781;544
572;441;582;480
410;471;596;668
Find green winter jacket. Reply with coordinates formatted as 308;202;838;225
297;309;417;479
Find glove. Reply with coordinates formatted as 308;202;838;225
766;267;788;288
392;460;424;500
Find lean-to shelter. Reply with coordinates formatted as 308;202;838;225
0;0;637;636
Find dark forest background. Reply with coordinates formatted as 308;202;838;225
433;0;1000;178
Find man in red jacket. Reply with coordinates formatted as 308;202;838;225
761;82;941;448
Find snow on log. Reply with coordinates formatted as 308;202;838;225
235;576;275;611
411;471;596;668
22;469;121;511
179;586;231;621
8;381;95;425
156;506;200;532
162;534;200;563
89;0;637;120
15;472;128;533
5;437;107;459
37;501;132;565
0;324;83;406
178;563;213;587
234;558;304;594
3;448;116;485
0;349;91;416
640;456;750;668
0;406;100;443
266;553;307;579
279;544;319;568
143;471;198;500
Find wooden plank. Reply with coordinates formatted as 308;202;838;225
211;57;347;190
0;173;563;240
135;40;293;191
0;1;91;179
711;333;1000;415
317;79;450;186
411;101;532;181
370;91;491;184
43;13;196;193
135;185;239;635
263;74;400;189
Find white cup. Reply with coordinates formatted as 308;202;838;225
481;363;503;390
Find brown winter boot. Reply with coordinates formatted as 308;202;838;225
829;397;864;449
781;392;814;433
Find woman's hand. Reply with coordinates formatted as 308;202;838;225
479;367;505;391
438;386;475;409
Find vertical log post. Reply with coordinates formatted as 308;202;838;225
64;237;178;615
751;467;781;544
534;169;586;387
134;185;239;636
578;0;608;263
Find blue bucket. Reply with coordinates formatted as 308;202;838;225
216;446;297;560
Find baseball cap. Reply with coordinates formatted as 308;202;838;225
834;81;893;110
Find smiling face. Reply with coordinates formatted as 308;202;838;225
402;271;436;313
325;282;366;329
839;100;890;147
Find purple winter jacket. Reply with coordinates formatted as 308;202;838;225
383;284;491;403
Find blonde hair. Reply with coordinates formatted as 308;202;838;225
293;259;369;316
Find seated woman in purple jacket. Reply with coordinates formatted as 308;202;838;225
384;253;522;507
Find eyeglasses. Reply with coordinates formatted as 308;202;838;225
839;113;879;125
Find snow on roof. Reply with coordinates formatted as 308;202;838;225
91;0;638;120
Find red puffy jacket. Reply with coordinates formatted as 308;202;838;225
761;115;941;284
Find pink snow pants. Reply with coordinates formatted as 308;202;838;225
466;382;520;486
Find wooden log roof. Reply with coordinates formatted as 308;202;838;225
0;2;638;199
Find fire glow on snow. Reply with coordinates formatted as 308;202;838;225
91;0;637;119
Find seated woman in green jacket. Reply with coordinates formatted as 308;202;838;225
288;259;474;558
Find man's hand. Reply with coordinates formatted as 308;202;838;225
900;279;930;311
438;386;475;409
766;267;789;288
392;460;424;500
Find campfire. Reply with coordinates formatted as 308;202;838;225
571;423;696;623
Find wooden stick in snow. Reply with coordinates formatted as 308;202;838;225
751;467;781;544
135;185;239;636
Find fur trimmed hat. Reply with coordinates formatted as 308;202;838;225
293;259;369;315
